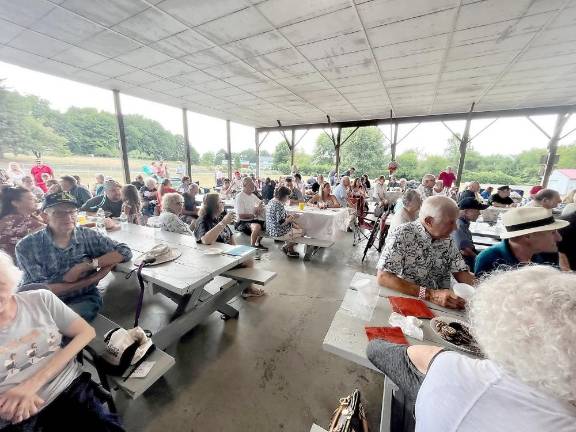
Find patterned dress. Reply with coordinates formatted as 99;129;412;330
0;214;45;260
265;199;291;238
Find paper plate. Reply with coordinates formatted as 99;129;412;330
203;248;223;255
430;316;483;357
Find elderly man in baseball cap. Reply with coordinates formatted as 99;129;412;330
474;207;569;277
15;191;132;321
453;197;489;270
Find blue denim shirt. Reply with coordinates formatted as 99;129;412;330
15;227;132;300
333;183;348;208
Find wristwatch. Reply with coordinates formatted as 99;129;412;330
90;258;99;270
418;286;427;300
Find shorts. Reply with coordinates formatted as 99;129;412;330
235;219;265;235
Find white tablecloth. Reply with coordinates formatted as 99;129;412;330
285;206;349;241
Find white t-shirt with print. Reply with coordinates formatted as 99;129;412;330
235;192;263;221
416;351;576;432
0;290;81;427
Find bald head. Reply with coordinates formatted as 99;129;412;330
419;196;459;239
533;189;561;210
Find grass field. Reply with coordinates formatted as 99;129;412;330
1;154;279;190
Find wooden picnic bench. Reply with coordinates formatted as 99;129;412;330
84;314;176;400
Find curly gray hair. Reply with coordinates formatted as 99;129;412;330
470;266;576;403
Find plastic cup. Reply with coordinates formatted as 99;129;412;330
298;202;305;211
453;283;475;300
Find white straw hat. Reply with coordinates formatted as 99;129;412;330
500;207;569;239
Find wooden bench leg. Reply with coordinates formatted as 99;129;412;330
218;302;239;320
303;245;321;261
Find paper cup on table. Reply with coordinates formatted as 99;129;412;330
453;283;475;300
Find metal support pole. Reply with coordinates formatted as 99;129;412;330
455;103;475;188
542;112;570;187
112;90;130;184
290;128;295;169
255;129;260;178
335;127;342;176
226;120;232;179
182;108;191;179
391;122;398;161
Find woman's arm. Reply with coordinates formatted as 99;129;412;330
0;318;95;424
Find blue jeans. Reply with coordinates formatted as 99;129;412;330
64;287;103;322
19;284;102;322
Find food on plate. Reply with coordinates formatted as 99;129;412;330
434;320;476;346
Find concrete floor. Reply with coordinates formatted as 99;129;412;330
100;233;385;432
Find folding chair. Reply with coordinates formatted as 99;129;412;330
351;195;379;247
361;208;392;262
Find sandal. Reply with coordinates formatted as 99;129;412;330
281;245;300;258
254;243;269;251
242;287;265;298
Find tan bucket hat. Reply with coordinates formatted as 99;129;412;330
500;207;569;239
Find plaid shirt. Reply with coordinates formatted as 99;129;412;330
15;227;132;298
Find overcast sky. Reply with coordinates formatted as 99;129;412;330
2;61;575;158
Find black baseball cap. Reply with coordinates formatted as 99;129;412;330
497;185;510;191
42;191;79;210
458;197;488;210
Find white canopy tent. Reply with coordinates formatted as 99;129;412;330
1;0;576;182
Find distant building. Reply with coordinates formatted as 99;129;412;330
259;156;273;170
548;169;576;194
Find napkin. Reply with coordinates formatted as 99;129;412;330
365;326;408;345
389;312;424;341
388;296;435;319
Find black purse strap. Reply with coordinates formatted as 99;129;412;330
125;257;156;328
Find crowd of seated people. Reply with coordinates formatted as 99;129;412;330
0;158;575;428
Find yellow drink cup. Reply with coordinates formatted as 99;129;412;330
298;202;305;211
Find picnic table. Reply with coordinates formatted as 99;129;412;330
323;272;468;432
107;223;257;349
285;205;349;241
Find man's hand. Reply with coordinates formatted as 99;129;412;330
62;262;93;283
428;289;465;309
0;383;44;424
87;266;113;285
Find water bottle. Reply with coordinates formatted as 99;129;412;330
96;208;106;233
119;211;128;227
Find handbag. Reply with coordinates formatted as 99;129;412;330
329;389;369;432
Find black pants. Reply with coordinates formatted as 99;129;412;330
3;373;124;432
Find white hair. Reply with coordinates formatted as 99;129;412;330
0;251;22;292
418;195;458;222
470;266;576;403
162;192;183;212
145;177;157;188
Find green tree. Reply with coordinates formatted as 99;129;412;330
214;149;228;166
312;132;335;165
340;127;388;177
200;151;215;166
273;140;291;168
239;148;257;163
0;86;68;157
395;150;419;179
